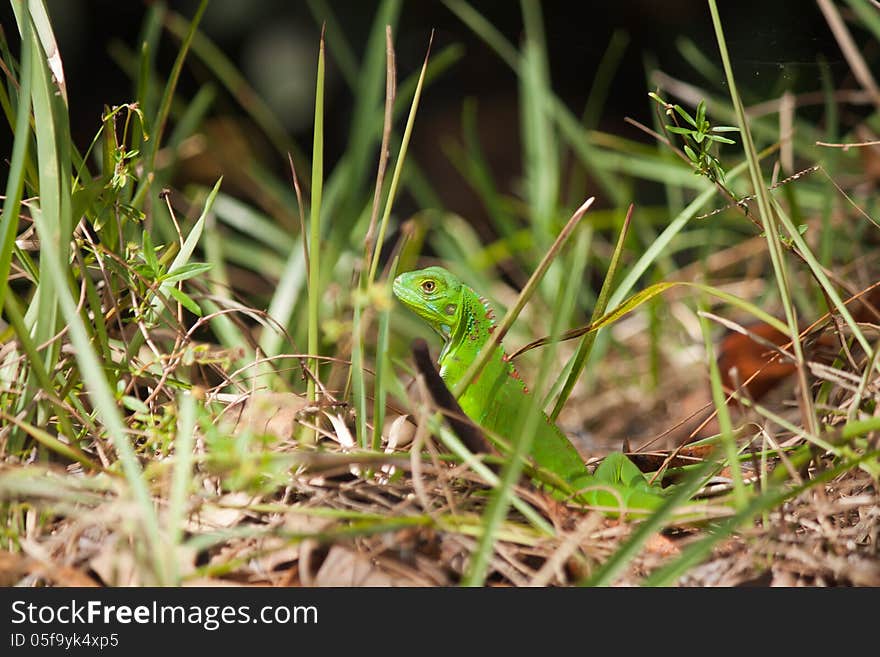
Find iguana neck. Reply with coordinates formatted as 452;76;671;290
438;284;505;388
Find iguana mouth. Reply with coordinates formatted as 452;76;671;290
391;274;421;312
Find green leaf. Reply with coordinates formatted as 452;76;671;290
593;452;654;490
142;229;159;274
673;104;697;127
162;261;213;284
151;177;221;316
122;395;150;414
696;99;706;124
707;134;735;144
168;286;202;316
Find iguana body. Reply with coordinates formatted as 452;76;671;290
393;266;666;513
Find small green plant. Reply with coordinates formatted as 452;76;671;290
649;92;739;189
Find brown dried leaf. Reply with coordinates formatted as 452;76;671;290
644;532;680;557
384;414;416;450
90;537;196;586
255;513;335;577
312;545;424;587
0;550;34;586
189;492;255;531
324;412;355;448
0;550;100;587
89;537;140;586
229;392;308;439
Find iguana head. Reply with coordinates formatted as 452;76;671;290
392;266;462;338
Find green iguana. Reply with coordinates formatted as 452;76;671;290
393;266;668;514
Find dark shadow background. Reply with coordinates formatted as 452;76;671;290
1;0;857;223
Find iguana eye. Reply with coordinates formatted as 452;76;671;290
421;280;436;294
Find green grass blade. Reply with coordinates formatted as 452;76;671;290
708;0;817;436
582;30;629;131
514;280;791;361
699;300;746;508
519;0;558;241
136;0;207;205
25;0;66;104
15;3;69;373
351;293;369;448
452;197;594;398
551;205;633;420
465;211;588;586
306;32;325;418
168;392;197;584
0;2;32;314
134;1;163;123
368;33;432;283
371;270;397;451
770;196;872;357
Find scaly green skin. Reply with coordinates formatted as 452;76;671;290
393;266;668;514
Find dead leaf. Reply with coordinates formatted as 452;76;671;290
89;536;140;586
0;550;33;586
90;537;196;586
312;545;423;586
190;492;255;530
324;412;355;449
254;513;334;578
645;533;680;557
384;414;416;450
229;392;308;439
0;550;100;587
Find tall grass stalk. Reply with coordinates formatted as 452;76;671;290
306;32;326;432
707;0;817;436
367;33;433;283
451;197;594;398
464;208;591;586
550;205;633;420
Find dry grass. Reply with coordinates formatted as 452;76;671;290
2;313;876;587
